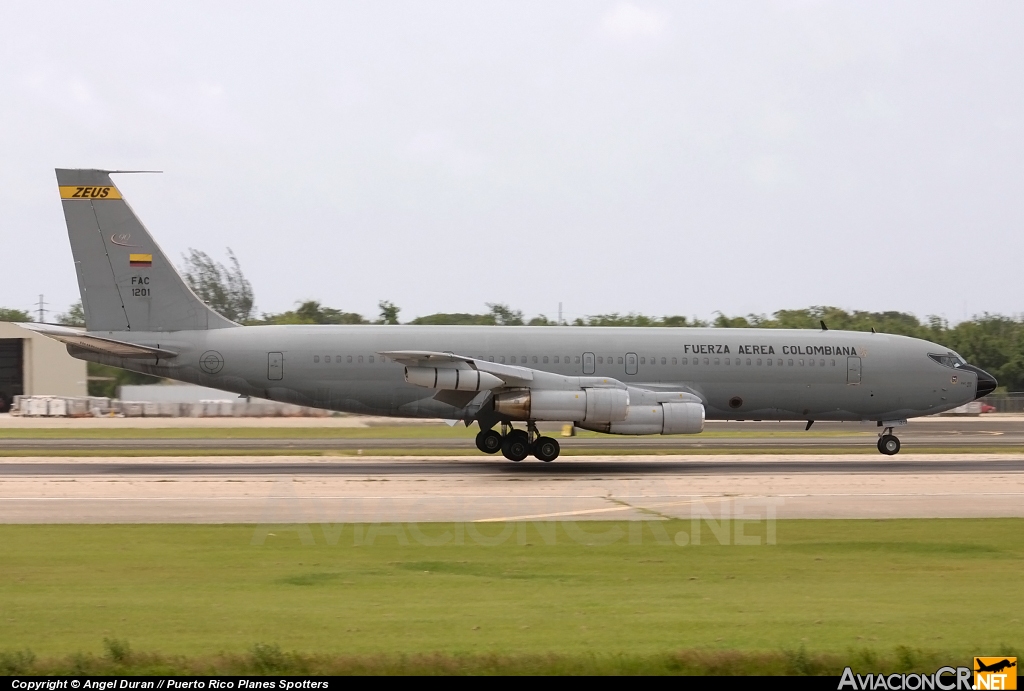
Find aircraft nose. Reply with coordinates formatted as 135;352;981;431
962;364;997;398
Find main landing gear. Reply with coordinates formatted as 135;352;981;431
877;427;901;456
475;422;560;462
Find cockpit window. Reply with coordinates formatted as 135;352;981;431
929;352;966;369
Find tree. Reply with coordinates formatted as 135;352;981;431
0;308;31;322
377;301;400;325
409;312;495;325
180;248;255;323
56;301;86;327
573;313;706;327
257;301;367;325
486;303;524;326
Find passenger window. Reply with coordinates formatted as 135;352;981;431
640;357;646;365
758;358;763;366
500;356;506;363
369;356;374;363
574;356;580;364
661;357;666;365
336;355;342;363
511;356;517;364
533;356;539;364
777;359;783;366
746;358;751;365
618;357;624;364
724;358;730;365
682;358;687;365
788;359;794;366
831;359;836;366
553;356;559;364
820;359;825;366
597;357;603;364
314;356;320;363
543;356;549;364
565;355;570;364
672;357;677;365
324;356;330;363
703;358;709;365
799;359;803;366
358;356;363;363
809;359;814;366
714;358;720;365
521;355;527;363
347;356;353;363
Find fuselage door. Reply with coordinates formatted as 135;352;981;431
268;352;284;381
625;352;638;375
583;352;595;375
847;356;862;385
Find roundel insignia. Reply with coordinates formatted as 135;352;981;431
200;350;225;374
951;375;958;384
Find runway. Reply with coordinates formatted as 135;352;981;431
2;454;1022;524
2;417;1021;453
2;456;1024;476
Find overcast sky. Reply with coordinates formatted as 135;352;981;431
2;1;1022;324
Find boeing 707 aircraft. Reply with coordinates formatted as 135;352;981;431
24;169;997;461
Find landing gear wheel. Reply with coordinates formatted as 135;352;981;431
533;436;560;462
476;429;503;454
501;431;531;462
878;434;900;455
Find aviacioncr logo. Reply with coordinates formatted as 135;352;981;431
199;350;225;374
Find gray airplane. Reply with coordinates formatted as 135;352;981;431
24;169;997;461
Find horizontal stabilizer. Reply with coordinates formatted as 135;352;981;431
18;323;177;359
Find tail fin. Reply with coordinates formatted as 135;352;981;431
56;169;236;332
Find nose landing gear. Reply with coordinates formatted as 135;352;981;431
475;422;561;462
877;427;901;455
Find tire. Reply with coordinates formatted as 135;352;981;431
507;429;529;446
533;436;560;462
475;429;503;454
878;434;900;455
501;433;530;462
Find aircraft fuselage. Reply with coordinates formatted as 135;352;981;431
73;324;982;423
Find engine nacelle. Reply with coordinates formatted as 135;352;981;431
404;366;504;391
493;388;628;423
577;401;705;435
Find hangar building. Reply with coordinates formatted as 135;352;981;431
0;322;88;412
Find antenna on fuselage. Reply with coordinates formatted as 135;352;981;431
820;320;828;331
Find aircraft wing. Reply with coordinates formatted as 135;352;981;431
379;350;535;385
18;323;178;359
378;350;700;402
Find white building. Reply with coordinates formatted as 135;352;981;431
0;322;88;411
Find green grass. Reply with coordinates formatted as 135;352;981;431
0;426;870;440
0;645;1002;676
0;446;1019;457
0;520;1021;665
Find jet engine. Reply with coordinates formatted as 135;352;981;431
404;366;504;392
577;401;705;435
492;388;629;423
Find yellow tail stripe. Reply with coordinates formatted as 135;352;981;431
59;185;122;200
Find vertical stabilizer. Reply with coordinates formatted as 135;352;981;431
56;169;236;332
